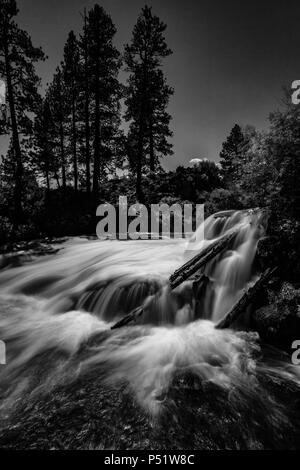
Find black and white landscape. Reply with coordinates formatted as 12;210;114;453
0;0;299;452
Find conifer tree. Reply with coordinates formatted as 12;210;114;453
47;66;68;189
85;5;121;197
63;31;80;191
219;124;248;184
124;6;173;200
0;0;45;222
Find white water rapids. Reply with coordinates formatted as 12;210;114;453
0;209;299;423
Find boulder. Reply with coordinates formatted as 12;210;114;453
252;282;300;351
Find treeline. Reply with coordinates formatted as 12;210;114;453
0;0;173;224
216;95;300;281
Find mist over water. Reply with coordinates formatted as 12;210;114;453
0;210;299;427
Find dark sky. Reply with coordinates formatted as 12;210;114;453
1;0;300;169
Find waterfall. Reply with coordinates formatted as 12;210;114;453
0;209;264;327
0;210;299;426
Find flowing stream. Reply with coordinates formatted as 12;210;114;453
0;210;299;444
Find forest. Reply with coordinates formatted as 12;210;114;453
0;0;299;283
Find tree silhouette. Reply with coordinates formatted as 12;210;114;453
79;8;91;193
0;0;45;223
32;98;56;193
63;31;80;191
124;5;173;201
219;124;248;184
85;5;121;198
46;66;69;189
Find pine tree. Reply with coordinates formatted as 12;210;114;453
32;97;61;192
85;5;121;198
147;68;173;171
63;31;80;191
0;0;45;223
124;5;173;201
79;8;91;194
219;124;248;184
47;67;69;190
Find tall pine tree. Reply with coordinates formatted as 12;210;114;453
124;6;173;201
0;0;45;222
46;66;69;190
219;124;248;184
85;5;121;198
79;8;91;193
63;31;80;191
147;68;173;171
32;97;63;192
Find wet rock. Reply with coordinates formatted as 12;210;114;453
0;240;62;270
252;282;300;350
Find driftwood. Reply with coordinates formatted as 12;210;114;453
111;231;238;329
215;267;277;329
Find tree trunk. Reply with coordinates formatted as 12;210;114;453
72;94;78;191
59;120;66;189
57;69;66;190
92;37;101;198
84;9;91;194
136;87;148;202
3;25;23;224
135;59;150;203
136;118;144;202
149;115;155;172
54;170;61;189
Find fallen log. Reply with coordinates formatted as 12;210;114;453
111;305;144;329
111;231;238;329
169;229;238;289
215;267;278;329
111;275;209;330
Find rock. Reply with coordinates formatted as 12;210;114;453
255;236;280;271
252;282;300;350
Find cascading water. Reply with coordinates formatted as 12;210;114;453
0;209;264;329
186;208;266;323
0;209;299;448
